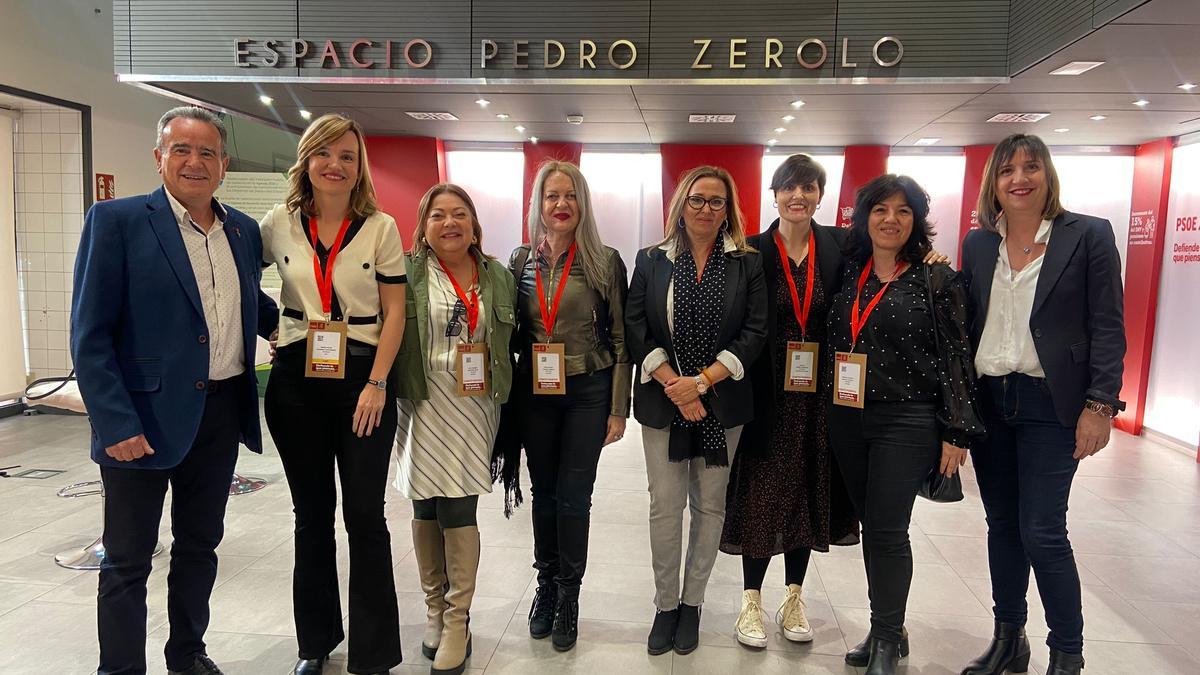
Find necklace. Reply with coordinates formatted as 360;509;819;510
1022;246;1032;255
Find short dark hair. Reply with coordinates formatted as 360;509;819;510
770;153;827;197
844;174;935;266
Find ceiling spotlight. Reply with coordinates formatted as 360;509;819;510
781;115;795;122
475;98;491;107
790;99;805;108
1133;99;1150;107
495;113;510;120
1054;128;1070;133
914;137;941;146
259;95;273;105
299;110;312;120
1179;83;1198;91
1049;61;1104;76
766;139;778;146
515;125;526;133
774;127;786;133
1090;114;1107;121
530;136;539;144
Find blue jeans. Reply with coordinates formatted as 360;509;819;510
973;374;1083;654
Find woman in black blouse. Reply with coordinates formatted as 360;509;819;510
826;174;984;675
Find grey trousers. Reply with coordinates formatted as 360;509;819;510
643;423;743;610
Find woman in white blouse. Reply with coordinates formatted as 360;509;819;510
260;113;407;675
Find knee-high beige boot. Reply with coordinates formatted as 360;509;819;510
432;525;479;675
412;519;448;660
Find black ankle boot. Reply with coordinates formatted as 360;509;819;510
1047;649;1084;675
865;638;901;675
551;593;579;652
961;621;1031;674
673;603;701;655
528;584;555;639
293;657;325;675
647;608;679;655
846;628;909;667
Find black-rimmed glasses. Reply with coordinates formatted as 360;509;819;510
686;195;728;211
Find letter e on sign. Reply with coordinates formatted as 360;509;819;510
95;174;115;201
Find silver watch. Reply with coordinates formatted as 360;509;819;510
694;375;708;395
367;378;387;391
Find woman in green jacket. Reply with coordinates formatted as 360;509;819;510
391;183;516;675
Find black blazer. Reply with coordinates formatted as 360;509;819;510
960;211;1127;427
625;242;769;430
739;219;846;456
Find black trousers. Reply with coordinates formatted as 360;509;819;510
973;374;1083;654
265;348;401;674
829;400;940;645
519;367;612;599
97;377;241;675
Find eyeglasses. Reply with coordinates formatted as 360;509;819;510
445;298;466;338
686;195;728;211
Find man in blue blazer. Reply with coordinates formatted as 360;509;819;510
70;106;278;675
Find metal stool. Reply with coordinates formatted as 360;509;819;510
53;480;164;570
229;473;268;496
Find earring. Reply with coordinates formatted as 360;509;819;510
721;219;730;232
678;217;687;229
772;201;778;208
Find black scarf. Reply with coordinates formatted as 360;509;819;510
668;243;729;467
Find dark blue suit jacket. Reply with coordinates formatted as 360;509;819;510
70;186;279;469
960;211;1126;427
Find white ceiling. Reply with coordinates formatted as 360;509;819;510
139;0;1200;148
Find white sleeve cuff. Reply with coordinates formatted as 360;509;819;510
640;348;669;384
716;350;745;381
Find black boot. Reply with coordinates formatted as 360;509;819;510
528;584;555;639
551;591;579;652
961;621;1031;674
865;637;901;675
292;657;324;675
647;608;679;655
846;628;909;667
673;603;701;655
1047;649;1085;675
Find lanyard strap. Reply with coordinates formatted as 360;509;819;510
850;259;908;348
535;241;576;341
774;229;816;338
437;254;480;337
309;217;352;318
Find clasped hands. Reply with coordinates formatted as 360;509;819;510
656;367;706;422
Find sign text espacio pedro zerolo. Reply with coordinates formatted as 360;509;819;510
234;35;905;72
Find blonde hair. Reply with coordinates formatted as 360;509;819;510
660;165;750;252
411;183;491;259
285;113;378;220
526;161;610;291
976;134;1065;231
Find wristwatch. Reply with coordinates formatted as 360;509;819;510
367;378;387;391
1084;399;1116;419
693;375;708;395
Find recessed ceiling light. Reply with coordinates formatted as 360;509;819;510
774;127;786;133
914;138;941;146
514;125;526;133
299;110;312;120
766;139;778;146
259;95;273;105
475;98;490;107
495;113;510;120
1049;61;1105;76
1054;128;1070;133
1133;99;1150;107
790;99;805;108
530;136;539;144
781;115;795;122
1090;114;1107;121
1180;83;1198;91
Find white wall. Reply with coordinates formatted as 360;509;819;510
581;151;663;274
445;150;526;261
1054;154;1135;279
1143;142;1200;447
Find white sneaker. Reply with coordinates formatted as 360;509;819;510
735;589;768;648
776;584;814;642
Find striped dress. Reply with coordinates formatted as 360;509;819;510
394;259;499;499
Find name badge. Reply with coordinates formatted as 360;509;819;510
783;341;820;393
832;351;867;408
456;343;488;397
305;320;347;379
532;342;566;395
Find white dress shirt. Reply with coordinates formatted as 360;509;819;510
639;233;746;384
165;188;246;381
974;217;1053;378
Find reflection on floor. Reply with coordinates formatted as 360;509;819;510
1;410;1198;674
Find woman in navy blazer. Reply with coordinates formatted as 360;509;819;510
958;134;1126;675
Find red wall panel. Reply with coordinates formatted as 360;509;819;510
834;146;890;229
958;144;995;263
364;135;447;249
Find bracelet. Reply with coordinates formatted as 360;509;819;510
700;368;713;388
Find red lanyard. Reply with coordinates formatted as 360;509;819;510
774;229;816;338
850;259;908;349
437;255;480;337
309;217;352;318
535;241;576;340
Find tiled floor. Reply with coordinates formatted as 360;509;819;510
1;410;1199;674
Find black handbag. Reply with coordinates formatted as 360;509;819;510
917;264;964;504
